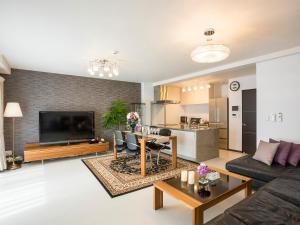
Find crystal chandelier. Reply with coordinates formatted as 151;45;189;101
191;28;230;63
88;59;119;77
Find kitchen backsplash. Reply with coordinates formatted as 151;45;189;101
151;103;209;125
180;104;209;122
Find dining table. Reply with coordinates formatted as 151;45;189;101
113;132;177;176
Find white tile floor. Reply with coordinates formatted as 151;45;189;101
0;151;244;225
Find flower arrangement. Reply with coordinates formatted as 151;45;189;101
197;163;210;186
197;163;209;177
127;112;139;124
127;112;139;132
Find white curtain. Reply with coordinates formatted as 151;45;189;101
0;77;6;171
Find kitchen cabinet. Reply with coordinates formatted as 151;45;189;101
209;97;228;149
181;88;209;105
160;127;219;162
170;129;197;160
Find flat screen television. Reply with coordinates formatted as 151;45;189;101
39;111;95;144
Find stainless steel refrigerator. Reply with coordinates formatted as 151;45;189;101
209;97;228;149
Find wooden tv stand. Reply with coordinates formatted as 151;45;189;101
24;142;109;163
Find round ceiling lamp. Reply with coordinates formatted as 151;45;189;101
191;28;230;63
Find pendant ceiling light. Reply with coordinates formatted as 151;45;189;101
191;28;230;63
88;51;120;78
88;59;119;77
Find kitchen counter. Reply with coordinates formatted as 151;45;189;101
149;124;219;162
151;124;217;132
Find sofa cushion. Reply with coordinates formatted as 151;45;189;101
280;166;300;181
263;177;300;207
287;143;300;166
253;140;279;165
270;139;292;166
206;178;300;225
225;185;300;225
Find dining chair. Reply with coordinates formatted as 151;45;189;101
125;132;140;156
126;133;153;168
115;130;126;152
147;128;171;165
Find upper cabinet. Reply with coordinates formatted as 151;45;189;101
181;88;209;105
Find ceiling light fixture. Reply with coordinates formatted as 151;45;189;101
88;51;120;78
182;83;211;93
191;28;230;63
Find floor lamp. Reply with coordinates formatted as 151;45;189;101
4;102;23;170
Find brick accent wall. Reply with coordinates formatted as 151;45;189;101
2;69;141;156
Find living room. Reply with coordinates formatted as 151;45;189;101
0;1;300;225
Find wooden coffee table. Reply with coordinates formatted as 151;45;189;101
153;166;252;225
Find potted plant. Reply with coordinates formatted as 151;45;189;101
102;100;129;130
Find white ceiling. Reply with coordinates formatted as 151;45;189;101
0;0;300;83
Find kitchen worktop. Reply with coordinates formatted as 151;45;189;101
150;124;218;132
151;124;219;162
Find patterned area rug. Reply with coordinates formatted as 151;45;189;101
82;153;198;198
110;154;172;175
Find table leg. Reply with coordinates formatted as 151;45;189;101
245;180;252;197
153;187;163;210
113;133;117;160
140;139;146;176
171;136;177;169
193;207;204;225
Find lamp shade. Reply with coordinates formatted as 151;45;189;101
191;44;230;63
4;102;23;117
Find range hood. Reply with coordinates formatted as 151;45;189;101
153;85;181;104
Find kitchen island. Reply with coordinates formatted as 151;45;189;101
151;125;219;162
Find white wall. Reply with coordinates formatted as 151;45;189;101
257;53;300;143
141;82;154;125
228;75;256;151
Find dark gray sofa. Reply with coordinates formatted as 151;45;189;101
205;155;300;225
225;154;298;189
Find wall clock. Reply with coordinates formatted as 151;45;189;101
230;81;240;91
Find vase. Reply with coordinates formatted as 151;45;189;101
130;123;136;133
198;176;209;186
